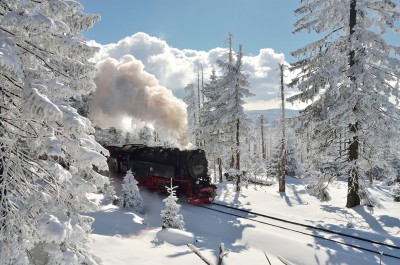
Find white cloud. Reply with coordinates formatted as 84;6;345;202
90;32;301;110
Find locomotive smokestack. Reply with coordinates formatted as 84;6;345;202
90;55;188;148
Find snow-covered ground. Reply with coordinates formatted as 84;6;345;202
87;176;400;265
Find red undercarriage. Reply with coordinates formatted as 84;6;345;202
133;175;215;205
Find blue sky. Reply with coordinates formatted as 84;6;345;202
79;0;400;113
79;0;314;62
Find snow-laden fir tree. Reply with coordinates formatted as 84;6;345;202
183;83;200;145
121;170;143;214
138;125;154;146
289;0;400;207
284;125;303;178
199;68;226;182
214;35;253;172
0;1;109;264
244;116;269;179
94;126;124;146
160;180;184;229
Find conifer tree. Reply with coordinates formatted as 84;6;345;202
138;125;154;146
0;1;108;263
183;83;199;145
199;69;225;180
214;36;253;173
160;180;184;230
121;170;144;214
289;0;400;207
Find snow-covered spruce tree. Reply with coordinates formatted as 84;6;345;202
160;181;184;230
245;116;269;179
284;125;303;178
214;36;253;174
0;1;109;264
121;170;143;213
183;83;199;146
137;125;154;146
289;0;400;207
199;68;226;182
94;126;124;146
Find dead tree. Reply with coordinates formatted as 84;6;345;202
187;243;228;265
278;64;286;193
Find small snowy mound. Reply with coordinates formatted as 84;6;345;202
156;228;195;246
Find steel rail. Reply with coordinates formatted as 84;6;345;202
198;203;400;260
212;202;400;250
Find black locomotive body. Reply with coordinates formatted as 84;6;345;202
108;144;216;204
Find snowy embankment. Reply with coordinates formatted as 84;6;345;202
87;176;400;265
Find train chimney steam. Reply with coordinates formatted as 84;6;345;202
90;55;188;148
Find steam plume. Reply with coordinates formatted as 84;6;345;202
90;55;188;147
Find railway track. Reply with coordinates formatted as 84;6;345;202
199;202;400;261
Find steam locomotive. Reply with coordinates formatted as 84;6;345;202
107;144;217;204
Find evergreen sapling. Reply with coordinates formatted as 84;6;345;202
121;170;144;214
160;180;185;229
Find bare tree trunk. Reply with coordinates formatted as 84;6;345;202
261;115;266;159
201;65;204;106
213;157;217;183
347;122;360;207
279;64;286;193
369;149;373;183
217;158;222;183
217;243;228;265
197;65;201;112
0;150;5;231
236;119;240;171
346;0;361;208
0;105;7;231
236;119;241;191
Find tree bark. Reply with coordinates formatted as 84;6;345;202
346;0;361;208
217;158;222;183
279;64;286;193
217;243;228;265
236;119;241;191
0;152;5;230
236;119;240;170
261;115;266;159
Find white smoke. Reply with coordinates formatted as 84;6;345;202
90;55;188;147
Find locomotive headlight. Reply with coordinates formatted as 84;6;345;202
196;180;199;185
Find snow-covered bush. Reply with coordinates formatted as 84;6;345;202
160;181;185;229
392;185;400;202
121;170;144;213
306;179;331;202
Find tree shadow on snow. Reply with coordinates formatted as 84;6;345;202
304;205;400;265
178;201;256;262
319;205;392;236
279;192;293;207
86;207;147;237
